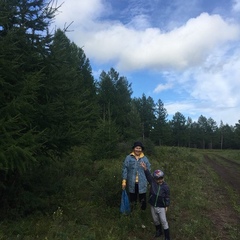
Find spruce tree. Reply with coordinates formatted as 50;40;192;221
0;0;57;212
0;0;56;174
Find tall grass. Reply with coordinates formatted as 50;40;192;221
0;147;239;239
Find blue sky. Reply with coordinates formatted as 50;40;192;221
53;0;240;126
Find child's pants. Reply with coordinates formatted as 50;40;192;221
150;206;169;229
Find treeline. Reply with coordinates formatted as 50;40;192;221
1;0;240;217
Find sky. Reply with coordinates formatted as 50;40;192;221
53;0;240;126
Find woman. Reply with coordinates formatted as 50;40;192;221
122;141;151;211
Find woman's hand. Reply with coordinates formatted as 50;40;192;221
140;161;147;170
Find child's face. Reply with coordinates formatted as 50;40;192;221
155;177;164;185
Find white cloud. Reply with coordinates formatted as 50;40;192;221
58;0;105;22
127;15;151;30
153;83;173;93
54;2;240;72
163;45;240;125
165;102;196;115
232;0;240;12
185;48;240;107
165;99;240;126
53;0;240;125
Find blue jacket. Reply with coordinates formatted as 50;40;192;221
122;153;151;194
144;169;170;207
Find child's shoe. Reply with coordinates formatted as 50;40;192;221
154;224;162;237
164;228;170;240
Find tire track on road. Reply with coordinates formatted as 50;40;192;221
204;154;240;194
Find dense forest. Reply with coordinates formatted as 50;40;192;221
1;0;240;219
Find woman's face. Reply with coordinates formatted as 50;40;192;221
133;146;142;156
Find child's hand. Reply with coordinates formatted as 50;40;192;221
140;161;147;170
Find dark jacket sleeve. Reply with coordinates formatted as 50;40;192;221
144;169;153;184
164;184;170;207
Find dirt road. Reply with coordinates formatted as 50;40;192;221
203;153;240;239
204;154;240;194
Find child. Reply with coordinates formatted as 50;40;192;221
140;162;170;240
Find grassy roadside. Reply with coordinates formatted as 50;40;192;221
0;147;239;239
195;149;240;239
201;149;240;216
212;149;240;163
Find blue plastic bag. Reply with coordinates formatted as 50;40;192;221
120;189;131;214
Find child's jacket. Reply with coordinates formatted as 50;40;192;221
144;169;170;208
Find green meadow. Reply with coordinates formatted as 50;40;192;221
0;147;239;240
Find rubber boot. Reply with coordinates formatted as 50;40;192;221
164;228;170;240
154;224;162;238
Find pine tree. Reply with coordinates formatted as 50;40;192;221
132;94;156;139
170;112;187;147
150;99;169;145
